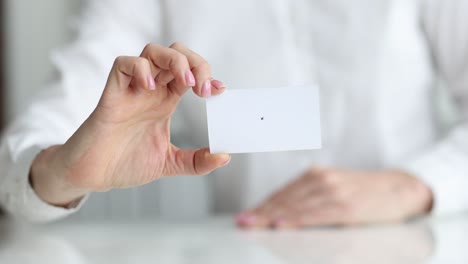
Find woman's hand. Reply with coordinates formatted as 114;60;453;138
236;167;433;229
30;42;230;207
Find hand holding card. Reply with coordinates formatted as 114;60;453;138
206;85;322;154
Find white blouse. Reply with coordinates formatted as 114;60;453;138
1;0;468;222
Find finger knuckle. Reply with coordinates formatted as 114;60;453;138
170;53;188;68
301;172;314;182
113;56;125;66
321;172;339;186
134;57;149;69
303;170;316;181
143;42;157;53
169;41;185;49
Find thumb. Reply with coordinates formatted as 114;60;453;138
166;147;231;176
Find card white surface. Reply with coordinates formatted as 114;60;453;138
206;85;322;154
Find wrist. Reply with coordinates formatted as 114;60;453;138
30;145;90;208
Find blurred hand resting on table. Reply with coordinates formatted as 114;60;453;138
237;167;433;229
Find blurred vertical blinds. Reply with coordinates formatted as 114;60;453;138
0;0;4;217
0;0;4;129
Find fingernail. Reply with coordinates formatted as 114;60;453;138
215;153;231;166
223;156;231;165
201;80;211;97
236;213;256;226
147;75;156;90
185;70;196;86
211;79;226;89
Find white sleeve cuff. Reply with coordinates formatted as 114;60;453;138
400;147;468;217
1;145;88;223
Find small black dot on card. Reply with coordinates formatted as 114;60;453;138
261;117;264;120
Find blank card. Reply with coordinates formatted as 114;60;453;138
206;85;322;154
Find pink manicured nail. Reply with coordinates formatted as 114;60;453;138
211;79;226;89
185;70;196;86
147;75;156;90
201;80;211;97
236;213;256;226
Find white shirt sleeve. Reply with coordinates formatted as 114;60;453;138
401;0;468;216
0;0;161;222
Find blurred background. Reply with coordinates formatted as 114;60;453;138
0;0;5;129
1;0;212;221
3;1;82;122
0;2;466;263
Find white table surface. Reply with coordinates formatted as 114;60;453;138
1;214;467;264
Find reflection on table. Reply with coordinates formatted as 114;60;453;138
1;214;468;264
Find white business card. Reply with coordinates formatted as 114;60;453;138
206;85;322;154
